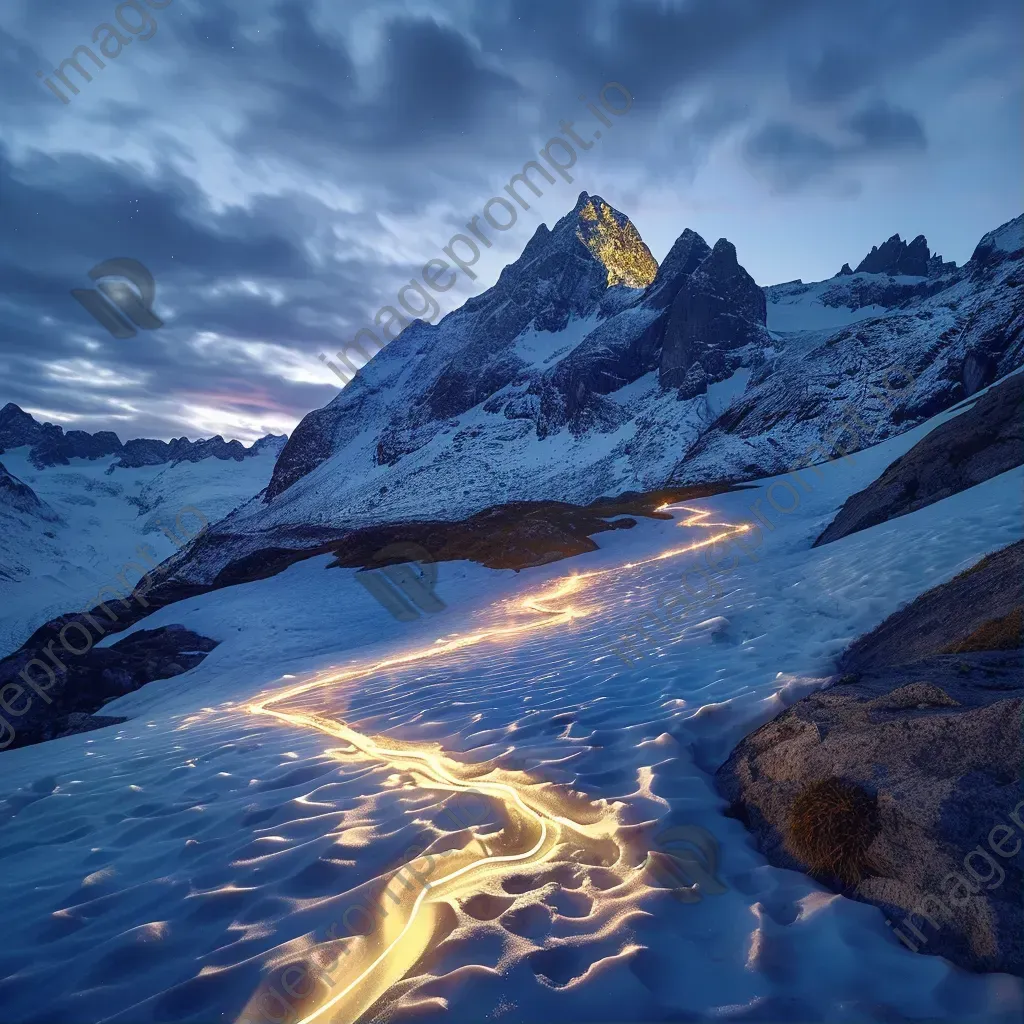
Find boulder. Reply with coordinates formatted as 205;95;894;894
0;625;219;752
716;540;1024;975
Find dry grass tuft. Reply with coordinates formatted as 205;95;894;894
785;778;879;885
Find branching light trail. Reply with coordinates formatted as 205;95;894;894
241;505;749;1024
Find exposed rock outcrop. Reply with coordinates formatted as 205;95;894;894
815;371;1024;546
644;229;713;310
717;540;1024;975
0;625;219;751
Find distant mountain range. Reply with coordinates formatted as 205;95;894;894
0;403;287;471
132;192;1021;596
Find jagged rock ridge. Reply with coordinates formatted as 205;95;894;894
0;403;287;470
852;233;957;278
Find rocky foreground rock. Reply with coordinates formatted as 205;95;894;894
716;540;1023;975
0;625;219;751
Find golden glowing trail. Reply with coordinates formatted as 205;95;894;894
241;505;749;1024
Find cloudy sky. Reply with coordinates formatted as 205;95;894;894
1;0;1020;443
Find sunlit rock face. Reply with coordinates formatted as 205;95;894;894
576;197;658;288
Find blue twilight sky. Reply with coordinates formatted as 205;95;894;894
0;0;1020;442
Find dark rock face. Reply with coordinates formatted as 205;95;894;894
815;371;1024;546
0;402;285;471
659;239;768;390
0;403;51;446
717;540;1024;976
0;461;60;520
0;625;219;752
0;403;67;467
115;437;173;467
855;233;931;277
962;351;999;396
63;429;122;460
645;229;713;310
850;232;956;278
928;253;958;277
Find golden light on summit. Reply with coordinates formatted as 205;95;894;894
577;198;658;289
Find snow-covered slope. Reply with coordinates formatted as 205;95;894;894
673;219;1024;485
0;445;283;656
0;393;1021;1024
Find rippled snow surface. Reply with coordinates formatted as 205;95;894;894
1;416;1022;1024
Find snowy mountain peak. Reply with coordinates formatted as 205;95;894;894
157;205;1024;596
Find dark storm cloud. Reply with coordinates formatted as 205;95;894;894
0;146;309;283
744;100;928;191
378;18;522;138
171;1;521;158
788;0;1020;105
845;101;927;152
0;142;368;438
744;123;841;191
0;0;1019;440
472;0;815;110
